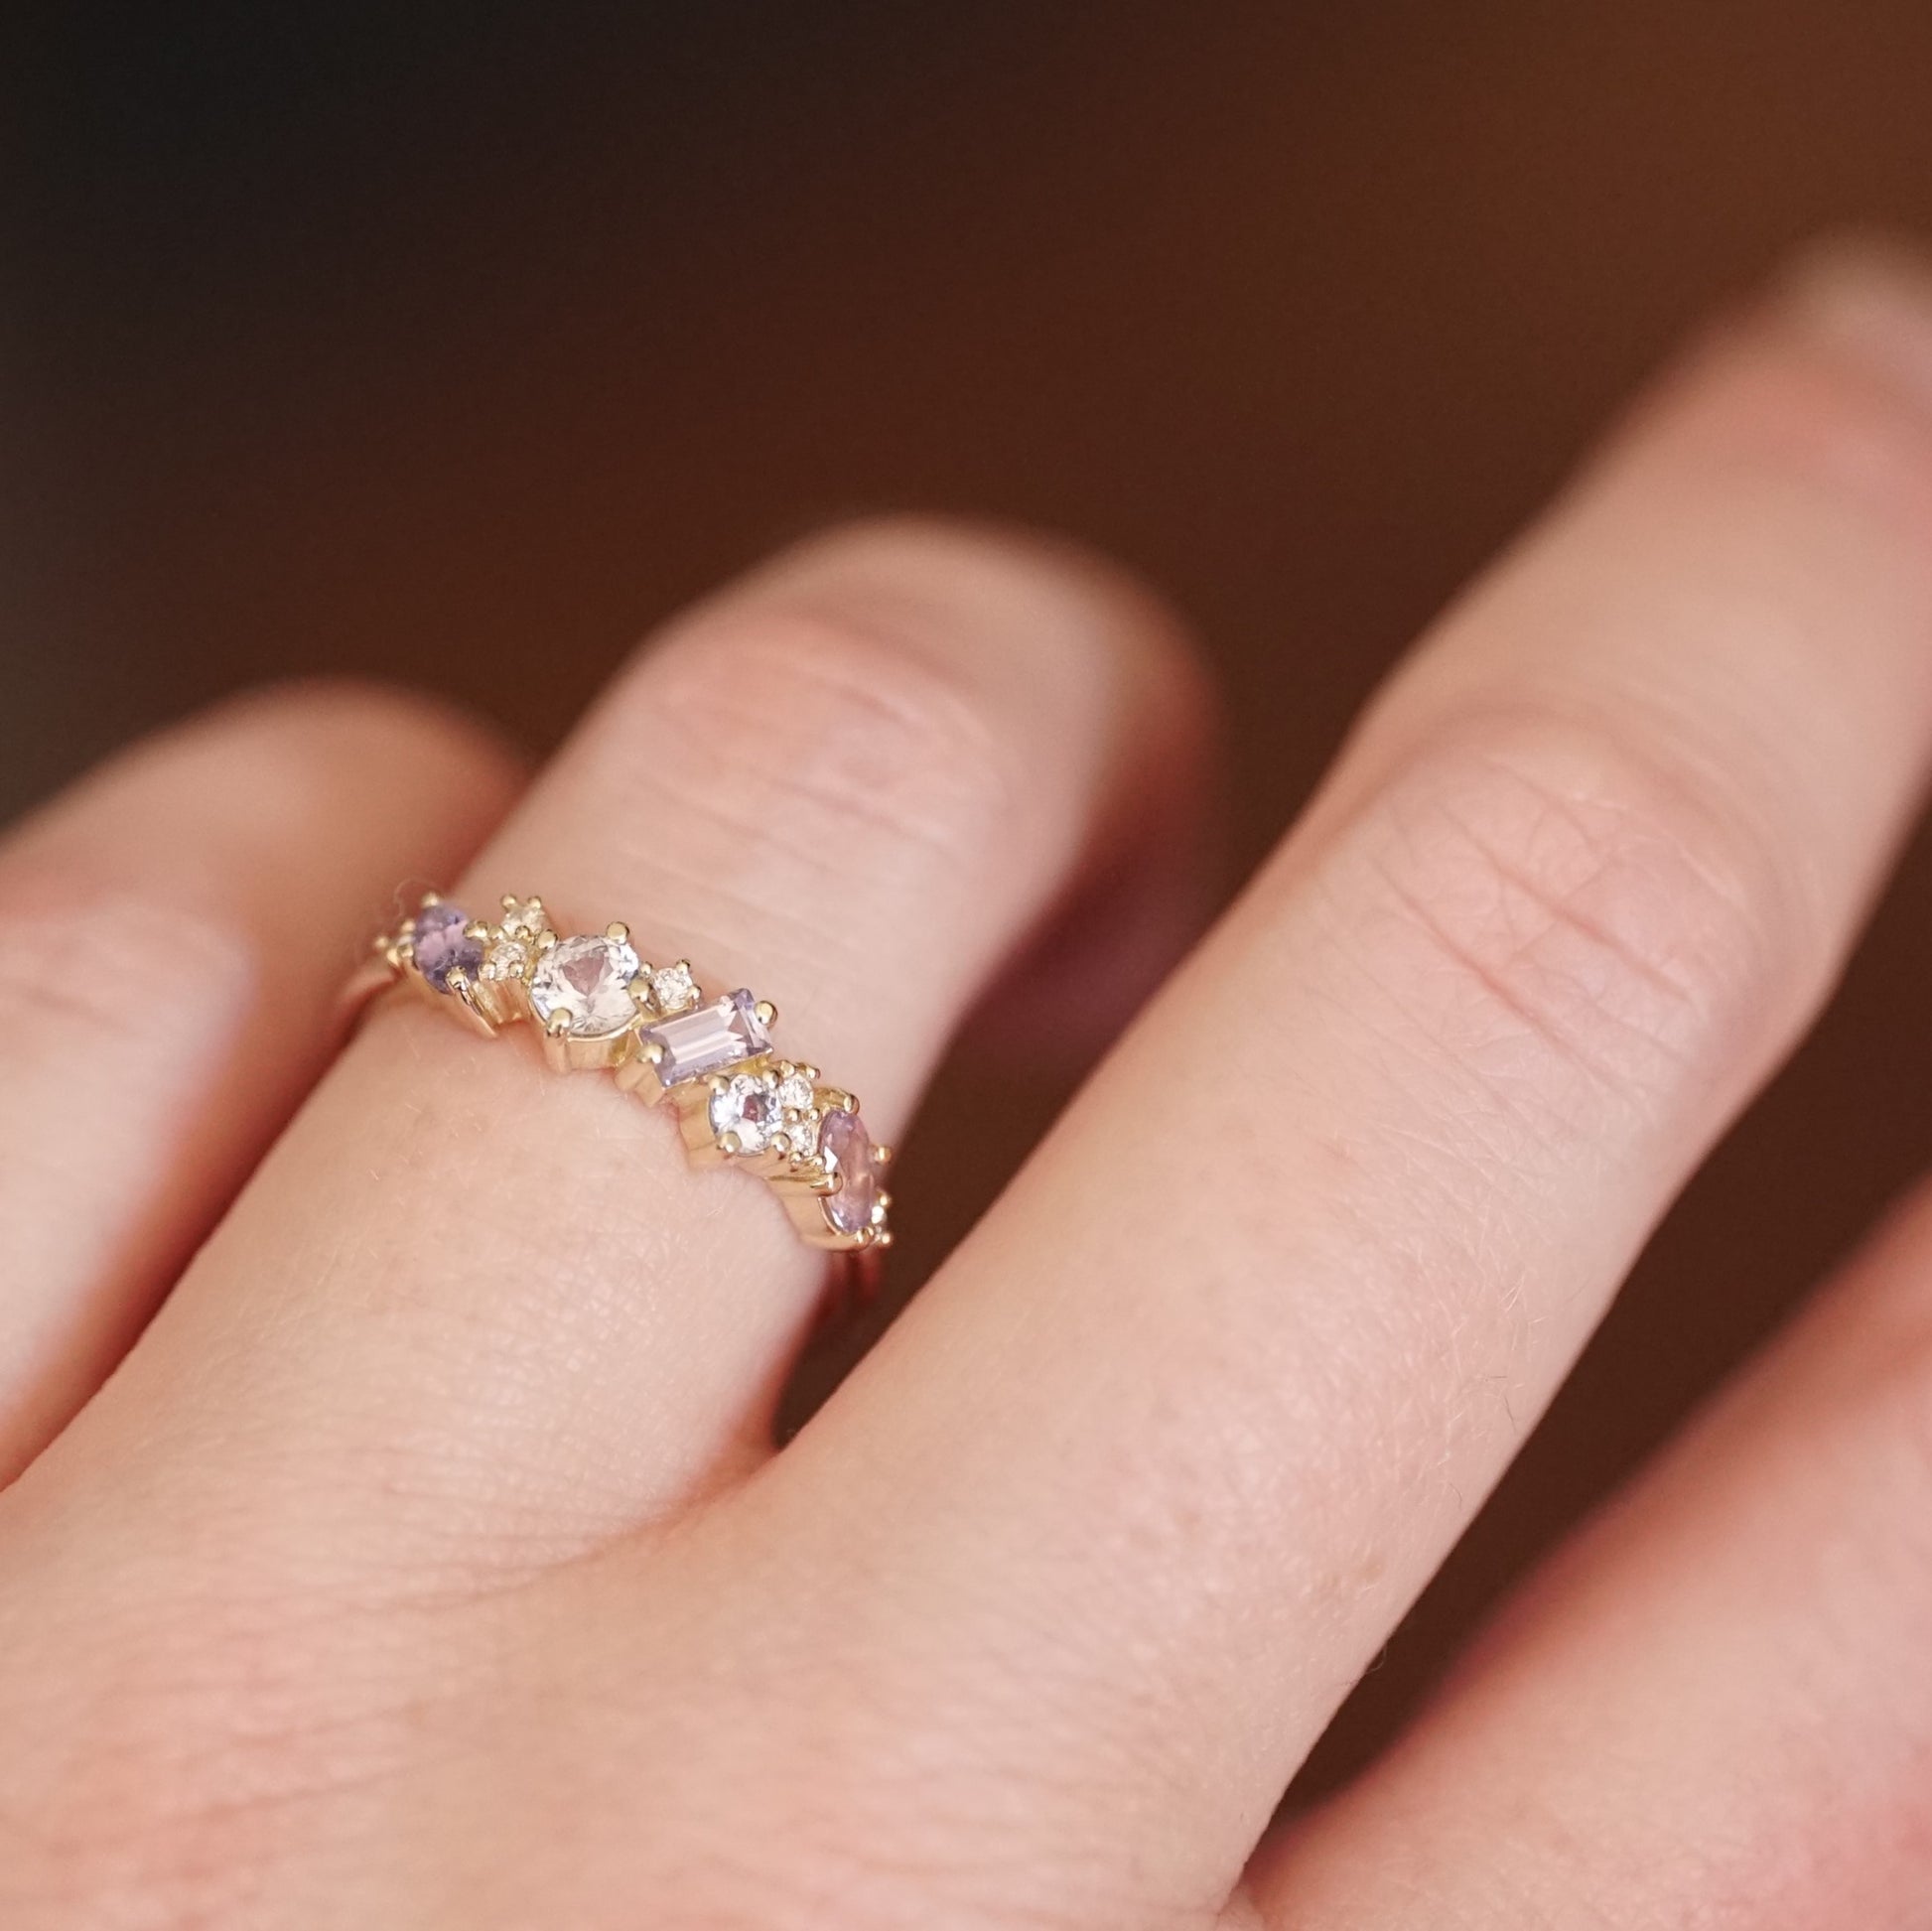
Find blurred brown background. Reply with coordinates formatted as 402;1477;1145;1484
10;1;1932;1795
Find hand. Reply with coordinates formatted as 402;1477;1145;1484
5;245;1932;1930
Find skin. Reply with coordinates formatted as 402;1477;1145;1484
3;242;1932;1928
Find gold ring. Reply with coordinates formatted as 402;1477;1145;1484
345;892;893;1256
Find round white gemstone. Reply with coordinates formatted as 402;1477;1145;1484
529;933;642;1036
710;1070;785;1153
650;961;699;1015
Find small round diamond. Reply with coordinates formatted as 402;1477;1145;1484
774;1071;817;1156
710;1070;784;1153
650;961;699;1015
481;936;530;983
819;1109;879;1236
411;902;483;993
529;933;642;1037
499;897;547;938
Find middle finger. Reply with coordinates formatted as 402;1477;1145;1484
735;252;1932;1923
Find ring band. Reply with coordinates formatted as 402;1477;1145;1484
345;892;893;1255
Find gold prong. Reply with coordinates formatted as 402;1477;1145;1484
769;1131;791;1157
799;1063;820;1082
875;1189;892;1213
641;1039;665;1066
873;1144;894;1166
606;920;629;943
755;999;777;1029
500;894;518;912
419;890;442;907
536;930;558;953
464;920;489;941
717;1129;743;1156
707;1073;729;1095
616;1051;665;1099
546;1011;571;1038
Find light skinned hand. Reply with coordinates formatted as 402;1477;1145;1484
5;245;1932;1928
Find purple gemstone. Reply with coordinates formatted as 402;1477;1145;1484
642;988;771;1085
411;902;483;993
819;1109;879;1237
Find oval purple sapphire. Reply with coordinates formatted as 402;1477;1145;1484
819;1108;879;1238
411;902;483;993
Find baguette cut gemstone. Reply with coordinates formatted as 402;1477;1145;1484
412;902;483;992
820;1109;879;1237
643;989;770;1085
529;932;641;1036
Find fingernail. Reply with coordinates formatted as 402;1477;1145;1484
1780;230;1932;415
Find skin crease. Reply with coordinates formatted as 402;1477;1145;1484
2;244;1932;1929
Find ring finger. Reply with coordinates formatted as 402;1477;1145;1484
19;519;1211;1575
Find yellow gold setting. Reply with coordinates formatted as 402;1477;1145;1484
351;889;893;1254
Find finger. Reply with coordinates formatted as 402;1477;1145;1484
722;248;1932;1922
0;684;520;1481
963;738;1223;1067
1246;1172;1932;1929
35;520;1209;1561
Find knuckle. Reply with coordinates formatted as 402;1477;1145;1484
1705;320;1932;550
631;605;1023;877
197;678;524;823
219;674;496;759
1338;705;1806;1127
0;870;253;1059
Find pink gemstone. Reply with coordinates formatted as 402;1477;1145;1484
411;902;483;992
641;988;771;1085
819;1109;879;1237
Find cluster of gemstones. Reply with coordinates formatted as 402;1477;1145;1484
378;892;890;1252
